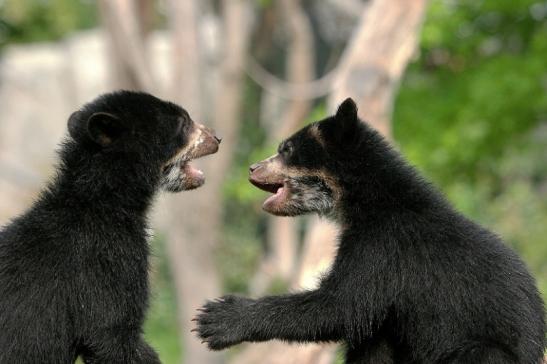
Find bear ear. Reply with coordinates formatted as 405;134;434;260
331;97;359;144
335;97;358;122
67;111;82;140
86;112;127;147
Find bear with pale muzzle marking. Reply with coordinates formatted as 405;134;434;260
195;98;545;364
0;91;220;363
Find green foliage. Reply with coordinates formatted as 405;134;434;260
265;276;290;295
218;216;264;294
256;0;273;8
0;0;97;49
144;235;182;364
223;81;269;204
394;0;547;302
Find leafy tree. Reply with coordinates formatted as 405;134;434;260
394;0;547;300
0;0;96;49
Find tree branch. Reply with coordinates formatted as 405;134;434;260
98;0;155;91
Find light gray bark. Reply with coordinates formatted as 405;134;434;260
164;1;250;363
250;0;316;295
236;0;428;362
97;0;155;91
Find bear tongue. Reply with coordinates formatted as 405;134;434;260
263;186;287;210
183;163;205;188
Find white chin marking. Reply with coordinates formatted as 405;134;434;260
160;163;182;192
160;161;205;192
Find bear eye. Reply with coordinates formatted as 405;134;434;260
278;142;293;157
166;117;183;142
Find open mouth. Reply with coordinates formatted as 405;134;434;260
181;160;205;188
249;178;289;211
173;148;216;190
161;145;218;192
161;121;221;192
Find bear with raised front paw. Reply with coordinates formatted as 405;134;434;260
196;98;545;364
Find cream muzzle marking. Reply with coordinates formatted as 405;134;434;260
160;124;217;192
249;154;342;216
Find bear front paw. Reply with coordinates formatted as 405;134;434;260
193;295;254;351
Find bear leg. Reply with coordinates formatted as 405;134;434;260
81;332;160;364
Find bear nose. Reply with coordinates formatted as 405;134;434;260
249;163;261;173
214;135;222;144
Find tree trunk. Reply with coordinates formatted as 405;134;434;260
237;0;428;362
299;0;428;361
330;0;428;136
97;0;155;91
168;0;202;118
250;0;315;295
164;1;250;363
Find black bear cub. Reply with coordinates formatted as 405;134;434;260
196;98;545;363
0;91;220;364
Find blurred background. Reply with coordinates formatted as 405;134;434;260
0;0;545;363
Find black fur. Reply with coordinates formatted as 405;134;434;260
196;98;546;363
0;91;218;364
